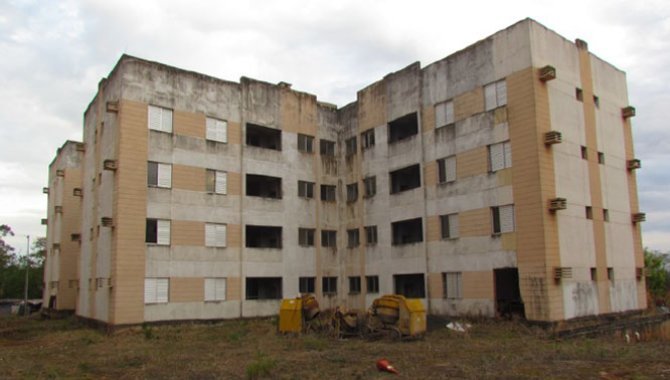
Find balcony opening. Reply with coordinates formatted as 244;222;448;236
246;277;282;300
246;174;282;199
246;225;282;248
246;123;281;150
388;112;418;143
390;164;421;194
391;217;423;245
393;273;425;298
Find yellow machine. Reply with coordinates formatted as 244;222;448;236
278;294;320;333
368;294;426;338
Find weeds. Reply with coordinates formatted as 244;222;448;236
141;323;155;340
245;352;277;380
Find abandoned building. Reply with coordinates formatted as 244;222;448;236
42;18;647;326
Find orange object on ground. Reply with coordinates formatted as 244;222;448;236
376;358;399;374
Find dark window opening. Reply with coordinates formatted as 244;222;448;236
576;88;584;102
388;112;418;143
590;267;597;281
347;228;360;248
246;123;281;150
581;146;588;160
363;176;376;198
246;174;282;199
321;230;337;248
361;129;375;149
322;277;337;294
246;225;282;248
390;164;421;194
299;277;315;293
391;218;423;245
593;95;600;108
298;134;314;153
349;276;361;294
246;277;282;300
585;206;593;220
598;152;605;164
146;219;157;243
320;139;335;156
346;137;357;156
147;162;158;186
365;226;378;246
298;228;315;247
346;183;358;202
366;275;379;293
321;184;336;202
298;180;314;198
393;273;425;298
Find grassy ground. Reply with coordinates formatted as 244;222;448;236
1;315;669;379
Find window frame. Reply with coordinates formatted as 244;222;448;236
488;141;512;172
348;276;361;294
148;105;173;133
206;116;228;143
299;277;315;294
321;230;337;248
204;278;227;302
440;213;459;239
484;80;507;111
320;184;336;202
366;275;379;293
435;100;455;129
363;176;377;198
361;129;375;149
347;228;360;248
365;225;378;246
148;162;172;189
322;276;338;295
443;272;462;299
146;219;171;245
298;180;315;199
206;169;227;195
437;155;456;184
320;139;336;157
345;136;357;156
298;228;315;247
144;278;169;304
491;205;515;234
346;182;358;203
205;223;227;248
298;134;314;153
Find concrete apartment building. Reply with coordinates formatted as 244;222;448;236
42;18;646;326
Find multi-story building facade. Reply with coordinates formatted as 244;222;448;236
43;18;646;326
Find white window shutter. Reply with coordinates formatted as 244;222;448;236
156;278;169;303
206;118;216;141
148;106;162;131
205;224;216;247
449;214;459;238
216;171;227;195
217;224;227;247
158;163;172;188
496;80;507;107
500;205;515;233
445;101;454;125
157;220;170;245
484;83;497;111
216;278;226;300
218;120;228;143
162;109;173;133
435;102;446;128
205;279;215;301
446;156;457;182
144;278;156;303
503;141;512;168
489;143;505;172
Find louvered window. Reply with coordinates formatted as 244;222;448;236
206;170;227;194
435;100;454;128
206;117;228;143
492;205;515;234
205;223;227;247
204;278;227;301
148;105;173;133
443;272;462;299
146;219;170;245
484;80;507;111
488;141;512;172
148;162;172;188
437;156;457;183
144;278;169;303
440;213;459;239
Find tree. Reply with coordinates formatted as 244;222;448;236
0;226;45;299
0;224;16;269
644;247;669;303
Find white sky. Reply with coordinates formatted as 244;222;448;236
1;0;669;253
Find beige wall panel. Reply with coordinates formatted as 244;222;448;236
457;147;488;179
170;277;204;303
463;271;494;299
578;45;611;314
454;87;484;122
422;105;435;133
227;276;242;301
172;164;205;192
226;224;242;248
425;215;441;242
358;81;386;131
459;208;491;237
424;160;437;187
428;272;443;299
280;89;318;135
496;168;513;187
227;171;242;196
172;220;205;246
507;67;564;321
228;121;241;145
110;99;148;324
501;232;517;251
174;110;205;139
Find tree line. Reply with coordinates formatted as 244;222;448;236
0;224;45;299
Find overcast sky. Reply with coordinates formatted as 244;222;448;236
1;0;668;254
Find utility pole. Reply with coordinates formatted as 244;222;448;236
23;235;30;316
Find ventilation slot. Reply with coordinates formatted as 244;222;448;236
43;187;49;194
56;170;65;177
106;101;119;113
544;131;563;145
41;218;47;225
622;106;636;119
627;159;641;170
103;159;117;171
554;267;573;281
539;65;556;82
636;267;645;280
76;142;86;152
54;206;63;214
101;217;114;227
73;188;83;197
549;198;567;211
632;213;646;223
